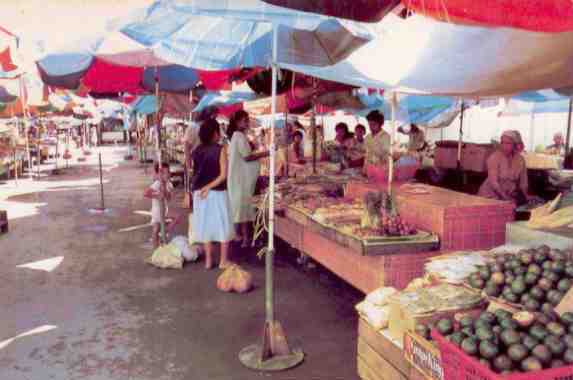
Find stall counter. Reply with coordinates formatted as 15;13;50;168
346;182;514;251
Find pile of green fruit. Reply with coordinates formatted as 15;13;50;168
416;310;573;374
467;246;573;311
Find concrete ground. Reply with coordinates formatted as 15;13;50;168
0;146;362;380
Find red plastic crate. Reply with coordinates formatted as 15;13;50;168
431;330;573;380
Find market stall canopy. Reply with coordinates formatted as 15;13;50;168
260;0;400;23
281;13;573;97
501;90;572;116
0;85;17;103
36;33;200;94
404;0;573;33
113;0;373;70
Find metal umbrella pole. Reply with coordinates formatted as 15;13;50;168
155;67;167;245
388;92;398;195
311;78;318;174
239;23;304;372
457;100;464;170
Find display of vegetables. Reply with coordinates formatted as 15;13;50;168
468;246;573;311
362;191;417;236
417;310;573;374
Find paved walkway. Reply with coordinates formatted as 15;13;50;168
0;146;362;380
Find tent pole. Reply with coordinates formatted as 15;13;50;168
457;100;464;169
311;78;317;174
565;98;572;158
388;92;397;195
284;110;289;178
239;22;303;371
529;112;536;152
155;67;167;246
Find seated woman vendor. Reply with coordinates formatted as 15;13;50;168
324;122;350;163
478;130;530;206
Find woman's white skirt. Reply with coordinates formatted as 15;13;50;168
192;190;235;243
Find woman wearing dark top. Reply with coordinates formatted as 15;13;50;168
191;119;234;269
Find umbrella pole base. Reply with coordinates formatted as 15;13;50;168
239;321;304;371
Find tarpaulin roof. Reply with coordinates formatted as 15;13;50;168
261;0;399;23
404;0;573;33
0;85;16;103
281;13;573;97
114;0;372;70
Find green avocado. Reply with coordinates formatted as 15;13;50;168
522;335;540;351
459;315;474;329
494;309;512;321
436;319;454;336
529;325;549;341
529;287;545;301
544;335;566;356
476;327;495;342
524;299;541;312
532;344;553;365
551;261;566;275
528;263;542;276
546;322;566;337
493;355;513;372
561;312;573;326
525;272;540;286
479;340;499;360
499;318;519;330
521;356;543;372
450;331;466;347
507;343;529;362
564;348;573;364
563;334;573;349
461;337;479;356
500;330;521;347
479;312;497;325
511;279;527;295
538;278;555;292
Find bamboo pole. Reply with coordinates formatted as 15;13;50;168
388;92;398;194
565;98;572;158
155;67;167;245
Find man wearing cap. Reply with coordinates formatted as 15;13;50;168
478;130;529;205
364;110;391;173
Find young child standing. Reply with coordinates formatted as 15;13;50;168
144;162;173;248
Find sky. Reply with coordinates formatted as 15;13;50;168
1;0;152;55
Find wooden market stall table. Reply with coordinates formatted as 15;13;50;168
273;180;514;294
357;318;427;380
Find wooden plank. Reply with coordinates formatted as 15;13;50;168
358;319;410;375
357;355;384;380
275;216;303;250
358;338;408;380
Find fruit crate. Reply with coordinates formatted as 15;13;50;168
431;330;573;380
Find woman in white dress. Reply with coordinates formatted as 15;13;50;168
191;119;235;269
227;110;269;247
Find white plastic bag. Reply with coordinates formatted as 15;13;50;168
146;244;183;269
355;301;390;330
171;235;198;262
365;287;398;307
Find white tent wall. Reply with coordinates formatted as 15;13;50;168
425;106;571;151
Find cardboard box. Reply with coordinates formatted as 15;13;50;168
403;332;443;380
461;143;494;173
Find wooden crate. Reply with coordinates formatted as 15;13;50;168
358;318;426;380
